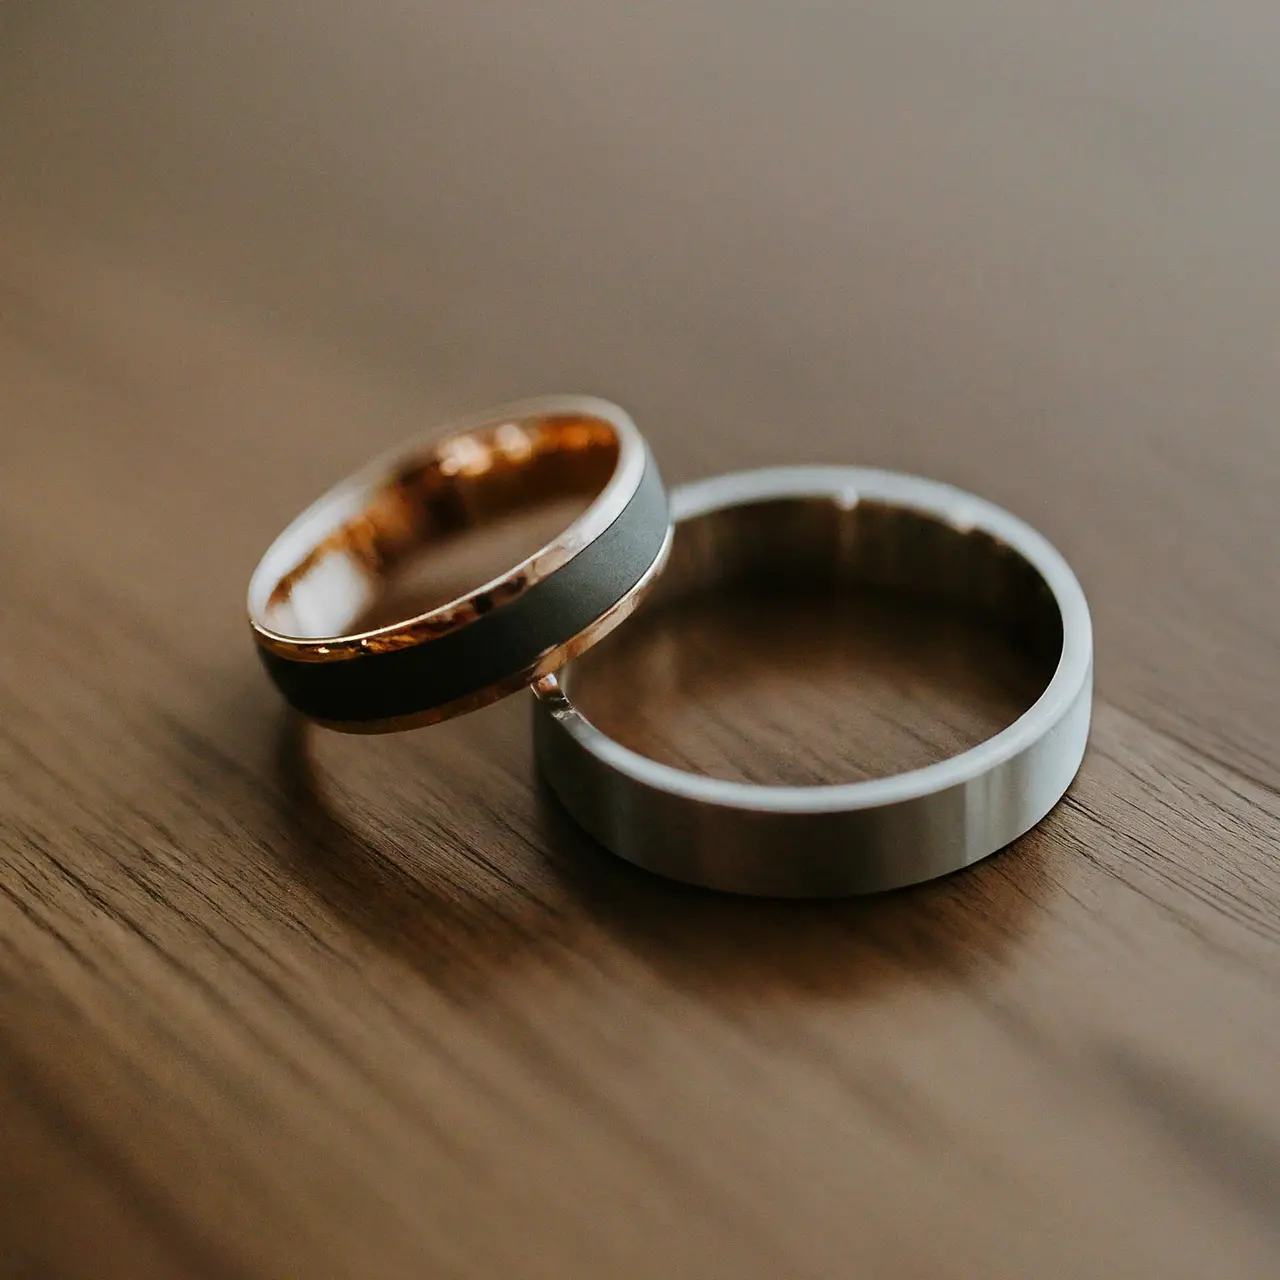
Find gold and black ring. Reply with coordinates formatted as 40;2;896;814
248;396;671;731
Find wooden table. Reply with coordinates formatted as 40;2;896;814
2;5;1277;1276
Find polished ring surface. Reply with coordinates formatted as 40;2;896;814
533;466;1093;897
249;395;671;731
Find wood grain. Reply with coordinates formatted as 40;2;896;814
1;4;1278;1277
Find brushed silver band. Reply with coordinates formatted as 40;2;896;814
533;466;1093;897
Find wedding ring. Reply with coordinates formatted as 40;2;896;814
533;466;1092;896
249;396;671;730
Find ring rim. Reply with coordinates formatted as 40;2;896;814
534;466;1093;895
248;394;649;661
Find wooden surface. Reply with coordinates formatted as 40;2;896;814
2;4;1279;1276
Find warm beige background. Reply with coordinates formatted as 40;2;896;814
1;4;1278;1277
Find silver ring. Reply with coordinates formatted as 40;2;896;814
533;466;1093;897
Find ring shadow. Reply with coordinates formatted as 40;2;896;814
267;690;1057;1005
531;771;1057;1002
270;703;569;989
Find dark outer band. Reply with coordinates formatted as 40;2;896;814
257;455;668;724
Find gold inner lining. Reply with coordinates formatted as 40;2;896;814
262;414;619;642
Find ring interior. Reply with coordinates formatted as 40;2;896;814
561;494;1064;692
256;414;621;640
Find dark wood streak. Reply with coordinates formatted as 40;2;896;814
0;1010;248;1280
1101;1043;1280;1231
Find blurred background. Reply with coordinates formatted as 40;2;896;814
3;0;1277;777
